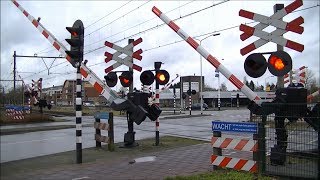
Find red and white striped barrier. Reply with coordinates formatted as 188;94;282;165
211;155;257;173
211;137;257;152
211;131;258;173
12;0;120;104
152;7;262;105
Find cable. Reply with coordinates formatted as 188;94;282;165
84;0;230;55
84;0;152;38
85;0;133;29
22;4;319;80
35;1;149;56
84;0;196;48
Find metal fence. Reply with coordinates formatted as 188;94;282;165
251;102;319;179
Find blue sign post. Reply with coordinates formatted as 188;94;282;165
212;121;258;133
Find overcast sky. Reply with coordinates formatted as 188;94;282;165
1;0;319;92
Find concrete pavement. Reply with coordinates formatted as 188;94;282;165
1;143;213;180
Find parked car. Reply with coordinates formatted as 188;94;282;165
186;103;208;110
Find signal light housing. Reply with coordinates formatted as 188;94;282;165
140;70;154;85
119;71;133;87
104;72;118;87
268;51;292;77
155;70;170;85
244;51;292;78
65;20;84;68
244;53;267;78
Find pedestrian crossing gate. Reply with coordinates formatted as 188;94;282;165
94;112;114;151
104;38;143;73
211;121;263;173
239;0;304;56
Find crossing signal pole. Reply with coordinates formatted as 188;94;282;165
65;20;84;164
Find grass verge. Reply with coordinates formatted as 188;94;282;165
165;169;275;180
0;136;206;177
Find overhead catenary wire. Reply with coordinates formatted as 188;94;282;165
20;3;319;83
35;0;144;55
84;0;196;48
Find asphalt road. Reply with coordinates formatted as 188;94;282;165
1;109;318;163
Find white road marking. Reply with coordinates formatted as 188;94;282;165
72;177;90;180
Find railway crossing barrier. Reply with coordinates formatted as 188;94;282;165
211;121;264;174
94;112;114;151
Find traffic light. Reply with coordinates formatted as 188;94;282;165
140;69;170;86
140;70;154;85
104;72;118;87
65;20;84;68
155;70;170;85
119;71;133;87
268;51;292;76
244;53;267;78
244;51;292;78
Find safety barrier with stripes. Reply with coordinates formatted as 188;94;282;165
94;112;114;151
5;105;30;120
211;131;259;173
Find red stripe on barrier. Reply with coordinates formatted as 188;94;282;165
152;6;162;17
132;64;142;72
186;37;199;50
254;96;261;100
42;30;49;38
239;9;254;20
169;21;180;32
240;43;256;56
251;143;258;152
105;58;111;63
207;55;221;68
156;121;159;127
234;139;249;151
80;68;88;78
286;40;304;52
23;10;28;17
53;42;60;51
211;137;218;145
211;155;218;163
155;94;160;98
219;156;232;167
284;73;289;78
13;1;19;7
105;66;114;73
300;72;306;77
66;55;72;62
233;159;248;170
249;163;257;173
32;20;39;27
220;138;232;148
94;82;103;94
104;41;113;48
229;75;244;90
132;37;143;46
285;0;303;14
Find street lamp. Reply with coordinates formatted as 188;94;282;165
195;33;220;115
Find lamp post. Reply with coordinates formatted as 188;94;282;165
196;33;220;115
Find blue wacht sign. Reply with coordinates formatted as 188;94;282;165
212;121;257;133
94;112;109;120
